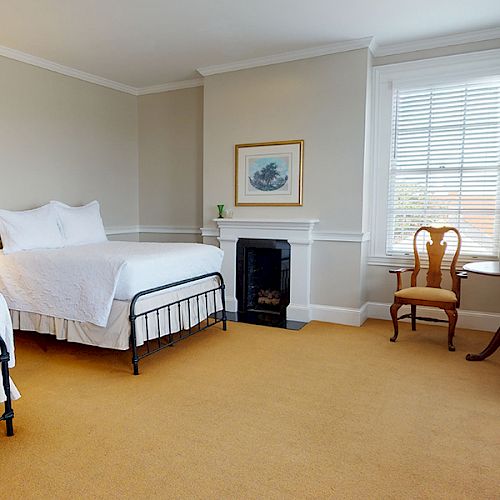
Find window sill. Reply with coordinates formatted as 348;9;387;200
367;255;498;268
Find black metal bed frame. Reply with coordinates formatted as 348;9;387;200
129;272;227;375
0;335;14;436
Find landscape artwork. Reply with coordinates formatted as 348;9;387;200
235;140;303;206
246;155;291;194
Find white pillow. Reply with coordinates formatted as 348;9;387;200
51;200;108;246
0;204;64;254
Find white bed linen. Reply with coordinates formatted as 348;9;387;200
0;294;21;403
0;241;223;327
11;277;224;350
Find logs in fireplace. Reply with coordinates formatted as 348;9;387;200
236;238;291;327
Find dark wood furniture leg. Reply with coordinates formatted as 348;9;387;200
390;302;402;342
466;327;500;361
445;308;457;352
411;305;416;331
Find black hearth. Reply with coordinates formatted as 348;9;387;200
236;238;291;327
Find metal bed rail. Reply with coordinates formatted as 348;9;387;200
129;272;227;375
0;335;14;436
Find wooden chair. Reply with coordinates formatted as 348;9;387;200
389;226;467;351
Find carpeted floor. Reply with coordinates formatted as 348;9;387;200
1;319;499;499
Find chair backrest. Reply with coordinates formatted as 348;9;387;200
411;226;461;294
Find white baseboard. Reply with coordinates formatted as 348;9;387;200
310;303;368;327
366;302;499;333
225;297;238;313
303;302;498;332
288;304;312;322
225;299;498;331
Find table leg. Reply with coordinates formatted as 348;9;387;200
466;326;500;361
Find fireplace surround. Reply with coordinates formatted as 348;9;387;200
213;218;319;323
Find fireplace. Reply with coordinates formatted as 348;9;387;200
213;218;319;323
236;238;291;327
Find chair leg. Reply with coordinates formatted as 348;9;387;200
390;302;402;342
445;309;458;352
411;305;417;331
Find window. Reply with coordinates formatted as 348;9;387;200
371;50;500;262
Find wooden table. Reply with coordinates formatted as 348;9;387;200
463;261;500;361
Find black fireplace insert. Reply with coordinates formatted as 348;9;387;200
236;238;291;327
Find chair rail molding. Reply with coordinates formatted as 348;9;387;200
202;224;369;243
105;225;201;235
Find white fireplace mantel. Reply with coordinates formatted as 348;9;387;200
214;218;319;322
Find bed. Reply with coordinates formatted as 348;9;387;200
1;293;20;436
0;241;227;374
0;335;15;436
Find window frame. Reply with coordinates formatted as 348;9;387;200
369;48;500;266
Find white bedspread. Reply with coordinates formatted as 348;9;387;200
0;242;223;327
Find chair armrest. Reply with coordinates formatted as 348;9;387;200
389;268;413;291
453;270;468;307
389;268;413;274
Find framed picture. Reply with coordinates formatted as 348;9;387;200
235;140;304;206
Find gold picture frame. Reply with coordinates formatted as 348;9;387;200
235;140;304;206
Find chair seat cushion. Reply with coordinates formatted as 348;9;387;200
395;287;457;302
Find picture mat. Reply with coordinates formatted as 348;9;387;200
235;142;302;205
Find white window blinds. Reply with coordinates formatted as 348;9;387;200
387;79;500;257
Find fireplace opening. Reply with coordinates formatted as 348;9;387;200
236;238;290;327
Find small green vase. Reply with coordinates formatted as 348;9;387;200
217;204;225;218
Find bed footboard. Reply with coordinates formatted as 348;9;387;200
0;336;14;436
129;272;227;375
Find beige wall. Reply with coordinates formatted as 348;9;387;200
0;56;138;227
2;43;498;316
138;233;201;243
202;44;500;314
203;49;371;308
138;87;203;230
203;50;369;230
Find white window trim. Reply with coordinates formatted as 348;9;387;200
368;48;500;267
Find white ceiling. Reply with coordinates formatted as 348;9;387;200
0;0;499;88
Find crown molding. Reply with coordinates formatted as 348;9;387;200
372;27;500;57
2;26;500;95
197;37;374;76
0;44;138;94
135;78;204;95
0;43;203;96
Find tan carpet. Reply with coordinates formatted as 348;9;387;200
1;320;499;499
